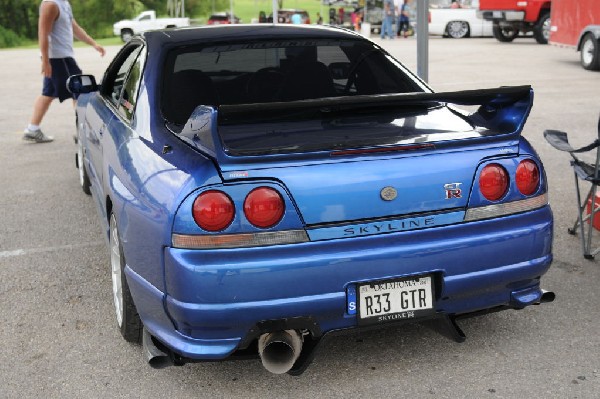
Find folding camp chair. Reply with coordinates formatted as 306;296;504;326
544;116;600;259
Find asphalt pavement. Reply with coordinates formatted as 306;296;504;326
1;35;600;398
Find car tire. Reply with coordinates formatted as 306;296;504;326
533;12;550;44
446;21;470;39
493;23;518;42
76;131;91;195
110;213;142;343
580;33;600;71
120;29;133;42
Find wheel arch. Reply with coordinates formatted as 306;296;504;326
577;25;600;51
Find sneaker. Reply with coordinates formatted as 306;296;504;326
23;128;54;143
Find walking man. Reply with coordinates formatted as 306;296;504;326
380;0;395;39
397;0;411;38
24;0;105;143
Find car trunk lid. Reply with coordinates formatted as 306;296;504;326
174;86;532;225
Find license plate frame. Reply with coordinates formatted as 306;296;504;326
357;275;435;325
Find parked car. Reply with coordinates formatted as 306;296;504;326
68;24;554;375
113;10;189;42
207;12;241;25
267;9;310;24
429;0;493;38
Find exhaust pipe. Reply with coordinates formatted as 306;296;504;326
142;328;174;369
258;329;303;374
511;288;555;308
538;289;555;304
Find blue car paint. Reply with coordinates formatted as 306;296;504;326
127;205;551;359
73;25;553;368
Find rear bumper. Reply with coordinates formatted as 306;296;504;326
126;206;553;360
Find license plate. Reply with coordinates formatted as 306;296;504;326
357;275;434;325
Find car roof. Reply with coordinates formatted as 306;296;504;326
143;24;363;47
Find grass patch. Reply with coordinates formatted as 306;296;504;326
211;0;330;24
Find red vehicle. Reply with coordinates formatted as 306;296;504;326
549;0;600;71
478;0;551;44
207;12;241;25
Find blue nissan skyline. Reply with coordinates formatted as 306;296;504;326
69;24;554;375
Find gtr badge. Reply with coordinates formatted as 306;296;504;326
444;183;462;199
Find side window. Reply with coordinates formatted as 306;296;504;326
118;47;145;121
101;44;143;109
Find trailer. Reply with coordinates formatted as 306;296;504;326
549;0;600;71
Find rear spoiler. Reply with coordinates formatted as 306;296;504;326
218;85;533;129
176;86;533;163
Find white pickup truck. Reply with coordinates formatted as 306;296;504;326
113;10;190;42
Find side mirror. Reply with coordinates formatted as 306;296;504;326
67;74;99;94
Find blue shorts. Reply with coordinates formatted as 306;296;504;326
42;57;82;102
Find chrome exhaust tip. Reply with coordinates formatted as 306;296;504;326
142;327;174;369
258;330;303;374
539;289;555;304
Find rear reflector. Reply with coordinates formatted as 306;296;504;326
464;193;548;222
172;230;309;249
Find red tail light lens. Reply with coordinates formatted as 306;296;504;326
192;190;235;231
516;159;540;195
480;164;509;201
244;187;285;228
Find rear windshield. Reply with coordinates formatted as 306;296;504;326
161;38;424;126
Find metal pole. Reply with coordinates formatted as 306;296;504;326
416;0;429;82
230;0;234;23
273;0;278;24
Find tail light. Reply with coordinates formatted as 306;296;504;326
244;187;285;228
516;159;540;195
480;163;508;201
192;190;235;231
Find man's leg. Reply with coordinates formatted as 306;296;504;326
24;95;54;143
30;95;54;126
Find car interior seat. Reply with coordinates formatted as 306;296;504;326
246;67;285;103
277;61;336;101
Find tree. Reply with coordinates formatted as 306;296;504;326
0;0;38;39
